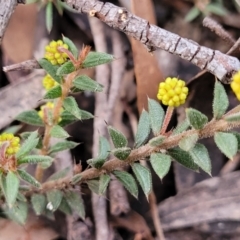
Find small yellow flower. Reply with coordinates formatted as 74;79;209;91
157;77;189;107
44;40;69;65
38;102;62;122
43;74;59;90
0;133;20;157
231;71;240;101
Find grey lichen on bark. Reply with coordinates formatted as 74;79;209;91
65;0;240;83
0;0;18;45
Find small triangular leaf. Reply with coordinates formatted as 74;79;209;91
47;167;70;181
17;169;41;187
186;108;208;129
185;6;200;22
224;112;240;122
46;2;53;33
46;189;63;212
50;125;69;138
65;191;85;219
190;143;212;175
148;98;165;136
63;96;82;119
98;136;110;160
58;196;72;215
56;61;75;76
213;81;229;119
73;75;103;92
16;131;39;159
99;174;111;195
82;52;114;68
148;135;165;147
131;163;152;199
214;132;238;159
17;155;53;166
49;140;79;154
44;85;62;99
108;126;128;148
135;110;150;147
112;147;131;160
168;147;199;171
16;110;44;127
172;119;190;135
31;194;46;215
1;171;19;207
62;35;78;59
86;180;99;194
179;133;199;151
113;170;138;199
150;153;171;180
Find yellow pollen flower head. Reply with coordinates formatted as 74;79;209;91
43;74;59;90
44;40;69;65
157;77;189;107
0;133;20;157
231;71;240;101
38;102;62;122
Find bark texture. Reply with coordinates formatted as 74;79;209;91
65;0;240;83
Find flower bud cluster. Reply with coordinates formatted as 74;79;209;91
42;74;59;90
0;133;20;156
45;40;69;65
231;71;240;101
157;77;189;107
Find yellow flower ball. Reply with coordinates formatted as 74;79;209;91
44;40;69;65
0;133;20;157
42;74;59;90
38;102;62;122
231;71;240;100
157;77;189;107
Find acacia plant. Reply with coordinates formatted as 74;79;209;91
0;34;240;225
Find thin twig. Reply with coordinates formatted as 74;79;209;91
65;0;240;83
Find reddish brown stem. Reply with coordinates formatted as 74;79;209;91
160;106;174;135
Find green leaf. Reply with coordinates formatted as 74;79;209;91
206;3;227;16
185;6;200;22
50;125;69;138
59;196;72;215
31;194;46;216
189;143;211;175
55;0;63;15
17;169;41;188
87;158;105;169
17;155;53;165
46;2;53;33
5;201;28;225
233;132;240;151
112;147;131;160
86;180;99;194
172;119;190;135
73;75;104;92
179;133;199;151
214;132;238;159
38;58;61;83
62;35;78;59
148;98;165;136
150;153;171;180
135;110;150;147
148;135;165;147
213;81;229;119
20;132;43;149
59;110;93;127
16;110;44;127
16;131;39;159
44;85;62;99
99;174;111;195
56;61;75;76
46;189;63;211
47;167;70;181
108;126;128;148
63;96;82;119
98;136;110;160
3;125;22;134
71;173;82;184
131;163;152;199
168;147;199;171
82;52;114;68
49;140;79;154
113;170;138;199
1;172;19;207
65;191;85;219
186;108;208;130
17;192;27;202
224;112;240;122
